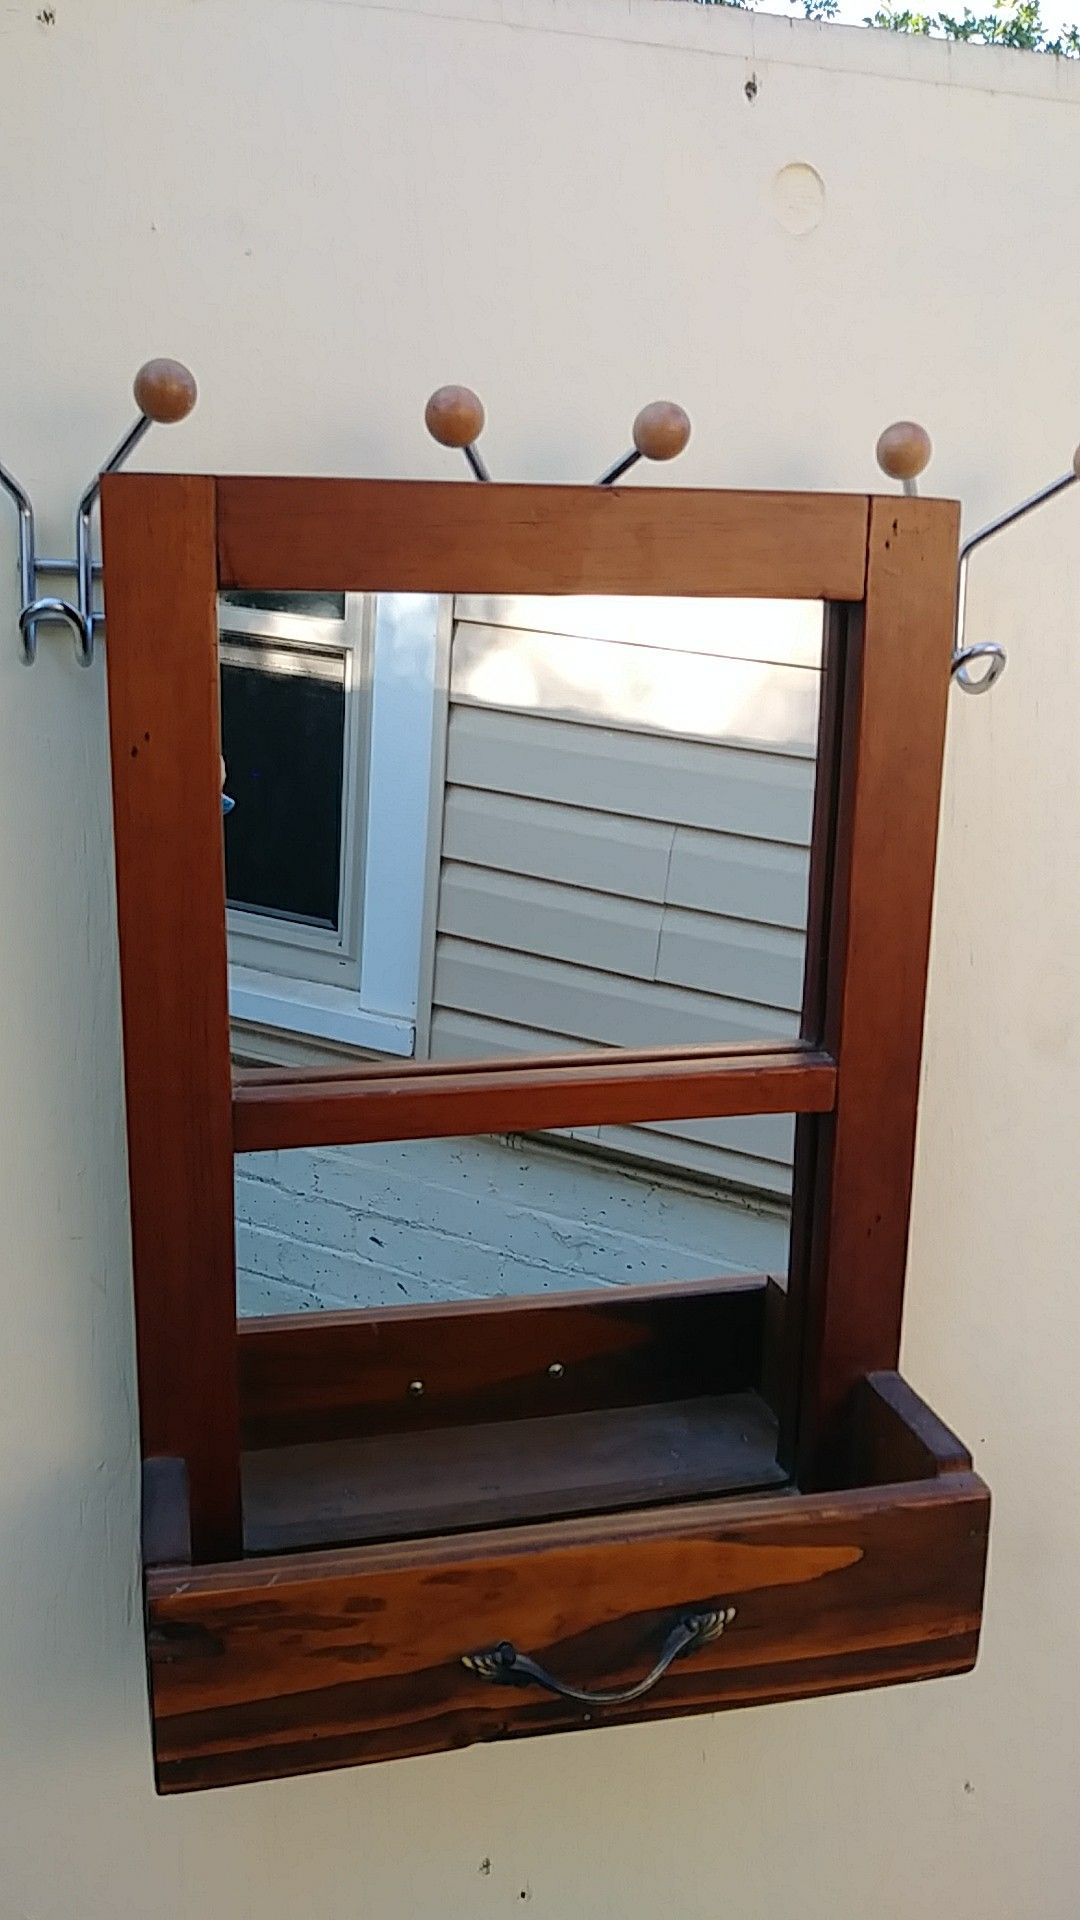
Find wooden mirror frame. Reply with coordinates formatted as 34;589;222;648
101;473;988;1792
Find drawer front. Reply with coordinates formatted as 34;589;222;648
146;1473;989;1791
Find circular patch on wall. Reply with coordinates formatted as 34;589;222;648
770;163;825;236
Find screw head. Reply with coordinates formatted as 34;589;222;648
408;1379;425;1396
547;1362;565;1379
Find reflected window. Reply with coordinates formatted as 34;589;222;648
222;638;346;930
221;592;446;1061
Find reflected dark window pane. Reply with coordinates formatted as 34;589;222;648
220;590;346;619
220;637;346;929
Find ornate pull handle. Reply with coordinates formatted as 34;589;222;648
462;1606;735;1707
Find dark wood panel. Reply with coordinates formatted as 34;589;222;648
791;495;960;1485
232;1048;836;1153
847;1371;973;1486
780;603;849;1466
242;1393;785;1552
142;1458;192;1568
147;1463;989;1791
101;473;242;1561
215;478;870;601
238;1277;767;1447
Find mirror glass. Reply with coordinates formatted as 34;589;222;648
236;1120;795;1541
224;590;821;1346
220;589;823;1037
235;1122;792;1318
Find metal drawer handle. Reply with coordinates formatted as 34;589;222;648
462;1606;736;1707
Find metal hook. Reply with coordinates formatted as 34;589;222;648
1;358;197;665
424;386;490;479
424;388;693;487
875;423;1080;694
597;403;691;485
950;465;1079;694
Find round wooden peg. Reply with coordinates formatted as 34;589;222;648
632;402;691;462
133;358;198;424
875;421;932;483
425;385;485;449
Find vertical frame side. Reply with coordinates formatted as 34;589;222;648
794;496;960;1487
101;471;242;1560
778;600;851;1469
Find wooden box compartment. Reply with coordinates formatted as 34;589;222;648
147;1363;987;1792
145;1278;987;1792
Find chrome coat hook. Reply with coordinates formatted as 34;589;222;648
425;386;490;480
876;420;1080;695
597;401;691;485
1;357;198;666
952;454;1080;693
424;388;692;486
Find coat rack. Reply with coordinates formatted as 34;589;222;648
0;358;197;666
4;368;1076;693
424;391;1080;698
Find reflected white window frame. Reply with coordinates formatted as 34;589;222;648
225;593;449;1059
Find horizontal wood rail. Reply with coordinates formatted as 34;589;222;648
232;1046;837;1153
232;1036;815;1090
237;1276;769;1448
216;478;870;601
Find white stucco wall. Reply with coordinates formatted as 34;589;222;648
2;2;1079;1913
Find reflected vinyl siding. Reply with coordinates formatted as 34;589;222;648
428;599;821;1198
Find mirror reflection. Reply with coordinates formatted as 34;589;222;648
223;589;819;1314
235;1127;792;1318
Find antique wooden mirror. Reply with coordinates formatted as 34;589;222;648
100;444;988;1793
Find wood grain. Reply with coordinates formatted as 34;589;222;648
101;473;242;1560
238;1277;767;1448
147;1439;988;1790
232;1047;836;1153
790;496;960;1485
215;478;870;601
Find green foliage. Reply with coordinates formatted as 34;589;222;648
693;0;1080;51
692;0;838;14
864;0;1080;52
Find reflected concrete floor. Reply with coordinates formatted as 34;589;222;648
235;1133;789;1315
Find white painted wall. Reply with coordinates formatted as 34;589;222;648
2;1;1079;1913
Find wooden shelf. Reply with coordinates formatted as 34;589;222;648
242;1391;787;1553
146;1371;988;1793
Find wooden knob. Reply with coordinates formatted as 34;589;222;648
632;402;691;463
875;421;932;482
425;385;485;449
133;358;198;424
